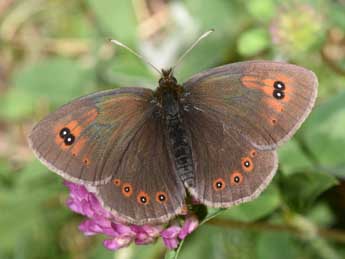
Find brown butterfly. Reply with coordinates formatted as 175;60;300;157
28;31;318;225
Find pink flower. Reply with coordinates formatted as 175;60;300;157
64;181;199;250
161;225;182;249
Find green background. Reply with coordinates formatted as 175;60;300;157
1;0;345;258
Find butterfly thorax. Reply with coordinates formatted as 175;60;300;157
154;69;184;107
154;69;194;187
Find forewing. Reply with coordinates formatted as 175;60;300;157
183;61;318;150
28;88;155;185
95;115;186;225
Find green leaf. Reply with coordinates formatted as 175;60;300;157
278;140;314;176
171;184;279;256
2;57;95;120
257;232;298;259
184;0;243;31
165;250;178;259
302;91;345;172
0;88;36;120
280;172;338;213
87;0;137;44
306;202;335;228
220;184;280;222
245;0;276;21
104;52;156;89
237;28;270;56
178;226;257;259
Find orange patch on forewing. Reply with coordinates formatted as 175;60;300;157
65;120;78;131
113;178;121;186
70;136;88;156
241;157;254;172
54;121;65;135
155;191;168;204
66;120;83;138
82;108;98;125
137;191;150;205
241;76;263;89
241;76;272;96
263;74;293;101
54;135;65;147
121;183;133;197
230;171;244;185
263;74;292;86
265;98;284;112
54;122;67;147
54;120;82;149
212;178;226;191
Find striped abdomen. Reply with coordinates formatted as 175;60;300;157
165;111;194;187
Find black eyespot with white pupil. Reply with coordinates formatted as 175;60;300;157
244;161;250;168
274;81;285;90
140;196;147;203
273;89;285;99
216;181;223;188
124;187;130;192
159;194;166;201
234;176;240;183
59;128;70;138
64;134;75;145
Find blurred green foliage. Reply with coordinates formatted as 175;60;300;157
1;0;345;259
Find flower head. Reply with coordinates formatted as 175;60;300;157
270;3;324;58
64;181;199;250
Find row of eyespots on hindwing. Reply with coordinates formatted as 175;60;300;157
212;149;256;191
113;179;168;205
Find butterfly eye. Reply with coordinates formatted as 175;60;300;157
64;134;75;145
171;77;177;84
159;78;164;85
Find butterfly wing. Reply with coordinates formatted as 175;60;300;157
29;88;156;185
29;87;186;224
183;108;277;207
95;115;186;225
181;61;317;206
182;61;318;150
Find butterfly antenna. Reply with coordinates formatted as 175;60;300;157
171;29;215;75
109;39;162;75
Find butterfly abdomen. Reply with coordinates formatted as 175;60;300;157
161;90;194;187
166;113;194;187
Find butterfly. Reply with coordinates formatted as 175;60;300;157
28;33;318;225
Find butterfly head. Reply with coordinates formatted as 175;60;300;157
159;68;177;88
154;68;183;106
